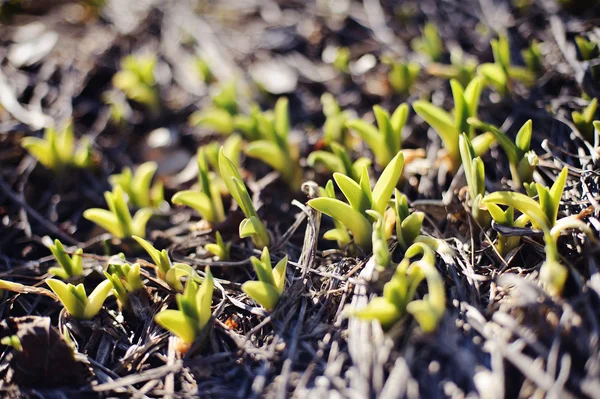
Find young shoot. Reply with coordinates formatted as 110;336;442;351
189;81;239;135
172;148;225;224
219;149;270;248
308;151;404;251
133;236;198;292
104;262;144;310
46;279;113;320
572;98;597;142
485;204;529;255
575;36;599;61
321;93;353;147
21;122;94;171
459;134;490;228
109;161;164;209
1;335;22;352
522;40;543;76
155;267;214;350
413;76;494;172
381;56;421;95
242;247;287;311
346;103;408;168
307;142;371;182
83;186;153;239
428;47;477;86
48;239;84;280
368;211;391;271
393;190;425;251
318;181;352;249
244;97;303;190
411;23;443;62
468;118;538;185
113;54;159;114
205;231;231;261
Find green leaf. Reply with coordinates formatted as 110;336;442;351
242;281;280;311
46;279;85;319
307;151;345;175
21;137;54;168
196;267;214;330
172;191;216;222
272;256;288;295
273;97;289;142
390;103;408;150
131;162;157;207
83;279;113;319
464;76;483;121
346;119;383;160
333;173;371;215
353;297;403;329
515;120;533;156
245;140;287;175
219;149;255;217
413;101;458;161
83;209;123;238
450;79;469;137
132;208;153;237
155;310;198;344
477;63;507;95
371;151;404;214
483;191;550;230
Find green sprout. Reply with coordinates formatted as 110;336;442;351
104;262;144;310
21;122;94;171
1;335;22;352
308;151;404;251
46;279;113;320
459;134;490;228
155;267;214;347
172;148;225;224
133;236;198;292
321;93;352;146
205;231;231;260
353;242;445;332
318;181;352;249
382;56;421;95
393;190;425;251
482;167;593;295
48;239;84;280
219;149;270;248
346;103;408;168
332;47;351;73
203;134;243;175
468;118;538;186
413;76;494;172
244;97;303;190
307;142;371;182
194;57;213;83
427;47;477;86
189;81;239;134
575;36;599;61
109;161;164;209
368;211;392;271
477;35;535;96
572;98;597;141
486;204;529;255
411;23;443;62
83;186;153;239
242;247;287;311
521;40;543;76
113;54;159;114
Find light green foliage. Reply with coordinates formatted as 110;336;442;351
104;262;144;309
219;149;270;248
48;239;84;280
575;36;599;61
459;134;490;228
244;97;303;190
485;204;528;255
83;186;153;239
307;142;371;182
353;242;445;332
308;151;404;251
428;47;477;86
468;118;538;185
413;77;494;171
382;56;421;95
346;103;408;167
393;190;425;251
522;40;543;75
321;93;352;146
21;122;94;171
572;98;597;141
46;279;113;320
241;247;287;311
132;236;198;292
172;148;225;224
332;47;351;73
477;35;535;96
318;181;352;249
189;81;238;134
367;211;391;271
205;231;231;260
203;134;243;174
113;54;159;114
195;57;213;83
110;161;164;209
155;267;214;345
482;167;593;295
411;23;443;62
1;335;22;352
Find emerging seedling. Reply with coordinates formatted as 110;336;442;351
522;40;543;76
1;335;22;352
393;190;425;251
219;149;270;248
368;211;391;271
21;122;94;171
575;36;599;61
411;23;443;62
205;231;231;260
354;242;445;332
307;142;371;182
190;81;239;134
155;267;213;351
113;54;159;114
332;47;351;73
244;97;303;190
203;134;243;175
346;103;408;168
83;186;153;239
413;76;494;171
321;93;353;146
572;98;597;142
468;118;538;185
428;47;477;86
104;262;144;309
172;148;225;224
242;247;287;311
308;151;404;251
48;239;84;280
46;279;113;320
110;161;164;209
318;181;352;249
459;134;490;228
486;204;528;255
382;56;421;95
133;236;198;292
